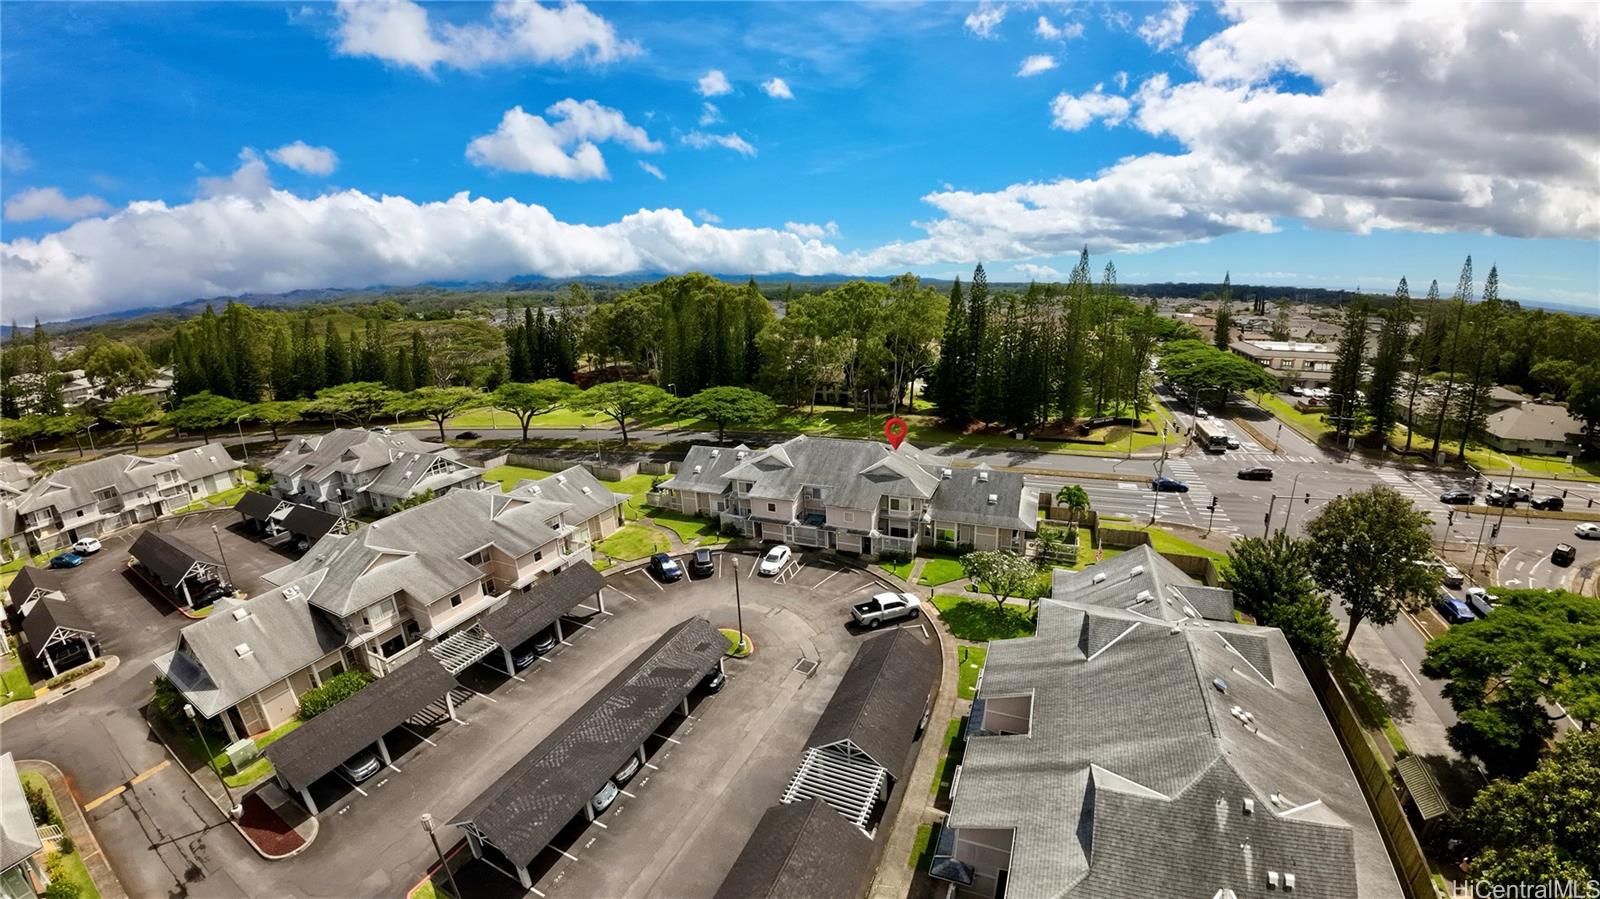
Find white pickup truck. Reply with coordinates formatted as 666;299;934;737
851;592;922;628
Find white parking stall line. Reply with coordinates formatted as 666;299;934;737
611;588;643;604
400;725;438;746
567;619;598;631
592;820;608;829
811;569;844;590
653;733;684;745
337;773;370;797
556;847;580;862
647;576;665;593
619;788;638;798
643;762;661;770
458;686;498;703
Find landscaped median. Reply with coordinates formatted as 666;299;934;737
18;768;102;899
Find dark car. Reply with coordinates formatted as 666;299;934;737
1237;467;1274;481
1552;543;1577;566
49;552;84;569
688;548;715;578
1434;594;1477;625
1531;495;1564;511
698;668;726;694
196;582;235;606
1438;490;1474;505
1485;491;1517;507
512;626;560;669
1151;476;1189;493
455;431;481;440
649;553;684;582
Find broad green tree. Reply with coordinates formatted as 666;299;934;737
1225;532;1339;660
241;400;305;442
573;381;671;446
164;392;249;437
304;382;399;427
1304;486;1438;652
82;340;158;399
397;387;485;441
1464;730;1599;885
102;394;163;450
675;386;778;443
492;380;581;441
960;550;1037;611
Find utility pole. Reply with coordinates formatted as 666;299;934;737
185;703;240;818
420;814;462;899
732;555;746;654
212;525;233;585
1264;494;1277;537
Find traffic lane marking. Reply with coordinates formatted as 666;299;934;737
84;760;173;811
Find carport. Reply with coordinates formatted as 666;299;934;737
234;493;356;551
712;797;874;899
265;655;459;815
234;491;292;534
449;617;726;889
477;563;607;674
20;591;99;677
128;530;224;608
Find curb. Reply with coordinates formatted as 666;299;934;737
17;758;130;899
1;656;121;724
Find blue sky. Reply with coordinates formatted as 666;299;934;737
2;1;1596;321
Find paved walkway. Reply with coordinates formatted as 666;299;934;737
18;759;129;899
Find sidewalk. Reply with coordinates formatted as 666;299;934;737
1;656;121;724
17;759;129;899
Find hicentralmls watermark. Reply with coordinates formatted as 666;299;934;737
1455;882;1600;899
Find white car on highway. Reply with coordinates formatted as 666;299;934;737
758;544;793;576
1575;523;1600;540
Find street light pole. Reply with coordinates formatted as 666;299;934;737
212;525;233;585
732;556;746;654
185;703;240;818
420;813;462;899
234;414;249;462
1279;471;1305;535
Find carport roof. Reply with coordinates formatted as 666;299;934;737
805;626;939;781
6;565;64;605
265;655;457;793
456;616;725;869
22;592;94;657
479;564;605;650
712;797;874;899
129;530;220;587
281;504;349;540
233;490;285;521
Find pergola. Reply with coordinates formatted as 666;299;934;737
21;592;98;678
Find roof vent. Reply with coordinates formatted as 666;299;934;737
234;643;253;658
1268;871;1280;889
231;608;249;621
1134;589;1153;603
581;486;592;495
283;586;302;601
736;451;748;460
977;471;989;483
986;493;998;505
1283;873;1296;891
1183;604;1199;618
710;449;720;457
1091;572;1107;585
693;465;703;474
1243;797;1254;815
941;468;952;479
1129;565;1145;578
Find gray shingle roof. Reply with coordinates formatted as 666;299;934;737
1486;402;1584;442
0;459;36;494
263;484;577;617
504;467;627;529
712;797;875;899
21;592;94;658
264;428;458;485
1050;545;1234;622
153;575;348;718
479;563;605;650
946;560;1401;899
0;752;42;872
265;655;456;792
723;436;942;507
456;617;725;868
233;490;285;521
659;444;753;494
129;530;220;588
166;442;243;482
806;626;939;781
6;566;64;606
926;465;1038;530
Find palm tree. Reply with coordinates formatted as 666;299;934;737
1055;484;1092;537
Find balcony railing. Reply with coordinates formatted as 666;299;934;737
719;512;754;537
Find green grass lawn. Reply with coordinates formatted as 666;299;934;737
595;524;668;561
917;557;968;587
1100;524;1229;563
480;464;554;490
19;771;102;899
909;823;936;871
955;643;987;700
643;508;725;545
931;594;1036;641
931;717;966;805
1331;653;1409;757
408;882;440;899
1392;429;1600;480
877;558;914;580
204;483;252;508
720;628;752;658
2;652;36;705
1255;393;1333;442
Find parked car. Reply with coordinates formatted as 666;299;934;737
369;426;392;435
70;537;103;555
1433;593;1477;625
49;552;84;569
591;780;620;815
1552;543;1577;566
1438;490;1474;505
1151;477;1190;493
613;755;641;785
1485;491;1517;507
1531;495;1564;511
1464;587;1497;618
1574;523;1600;540
196;582;236;606
1439;564;1464;589
512;627;560;670
688;548;715;578
1237;467;1274;481
1226;436;1242;450
1505;484;1533;501
648;553;684;582
455;431;481;440
758;544;793;576
698;668;727;694
851;592;922;629
340;747;383;783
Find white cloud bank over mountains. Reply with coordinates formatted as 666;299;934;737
3;0;1596;320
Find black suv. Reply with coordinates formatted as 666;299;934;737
1531;495;1564;511
1438;490;1473;505
689;548;715;578
1552;543;1577;566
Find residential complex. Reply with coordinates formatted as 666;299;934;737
653;436;1039;558
1;443;242;554
264;428;484;515
1229;339;1338;388
154;466;624;741
934;546;1401;899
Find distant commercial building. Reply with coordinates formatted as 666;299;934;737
1229;339;1338;388
1483;402;1586;457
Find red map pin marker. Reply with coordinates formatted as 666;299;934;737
884;417;909;450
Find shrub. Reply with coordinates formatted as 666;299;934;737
298;670;375;720
42;855;79;899
878;549;913;567
24;781;54;827
390;489;436;513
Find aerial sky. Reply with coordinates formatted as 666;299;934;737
2;0;1597;322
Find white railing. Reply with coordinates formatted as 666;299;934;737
784;524;829;549
719;512;754;537
874;534;917;556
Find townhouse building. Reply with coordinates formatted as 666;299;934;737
264;428;484;516
153;466;625;741
652;436;1038;558
3;443;242;554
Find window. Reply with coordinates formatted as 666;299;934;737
803;485;824;499
76;510;84;517
464;550;488;565
450;594;462;608
888;496;909;512
316;659;346;683
534;549;543;561
843;511;854;524
767;503;776;512
378;633;410;659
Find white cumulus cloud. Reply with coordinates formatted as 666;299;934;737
683;131;756;157
761;77;794;99
1137;1;1192;51
784;221;840;240
1017;55;1059;77
333;0;638;73
698;102;722;126
1050;85;1130;130
1035;16;1083;41
964;2;1005;38
0;139;31;173
637;160;665;180
696;69;732;97
4;187;112;222
269;141;340;176
466;99;661;180
1013;262;1064;281
695;208;721;224
198;149;275;199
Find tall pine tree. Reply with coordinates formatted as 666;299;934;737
1212;273;1233;351
1327;295;1370;441
932;278;970;423
1430;257;1472;456
1366;278;1411;446
1455;264;1502;460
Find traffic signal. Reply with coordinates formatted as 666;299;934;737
1209;497;1218;511
1447;510;1455;526
1304;492;1311;504
1490;523;1500;539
